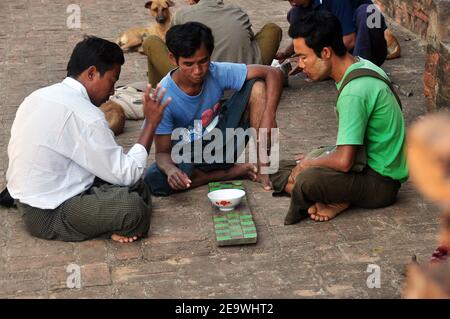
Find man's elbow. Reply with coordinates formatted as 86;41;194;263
267;67;284;87
339;158;354;173
343;34;356;51
273;67;284;82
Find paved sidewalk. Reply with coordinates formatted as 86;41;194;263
0;0;439;298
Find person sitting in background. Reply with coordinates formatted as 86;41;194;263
276;0;388;77
143;0;283;87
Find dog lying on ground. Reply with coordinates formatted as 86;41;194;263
100;84;149;136
116;0;174;53
385;29;401;60
100;101;126;136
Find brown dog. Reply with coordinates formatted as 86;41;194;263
100;101;126;136
385;29;401;60
116;0;174;53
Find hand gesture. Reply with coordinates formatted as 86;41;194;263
143;84;171;127
275;51;290;64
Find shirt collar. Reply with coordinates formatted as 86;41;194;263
62;77;91;102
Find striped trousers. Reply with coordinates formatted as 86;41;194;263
18;179;152;242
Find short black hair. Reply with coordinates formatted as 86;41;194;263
166;22;214;62
67;36;125;78
288;11;347;58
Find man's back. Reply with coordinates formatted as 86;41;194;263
7;78;103;209
173;0;262;64
7;78;147;209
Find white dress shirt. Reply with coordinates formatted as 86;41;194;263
7;77;148;209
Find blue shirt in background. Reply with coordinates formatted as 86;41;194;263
156;62;247;143
287;0;374;36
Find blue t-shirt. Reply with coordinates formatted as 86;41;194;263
288;0;373;36
156;62;247;143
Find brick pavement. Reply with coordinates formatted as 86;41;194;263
0;0;440;298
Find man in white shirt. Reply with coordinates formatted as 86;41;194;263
5;36;170;243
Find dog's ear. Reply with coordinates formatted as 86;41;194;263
145;1;153;9
167;0;175;7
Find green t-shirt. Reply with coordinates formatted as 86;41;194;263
336;58;409;183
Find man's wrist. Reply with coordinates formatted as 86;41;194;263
159;160;177;176
143;120;158;131
301;158;312;168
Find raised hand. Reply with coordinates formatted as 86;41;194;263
143;84;172;128
275;51;289;64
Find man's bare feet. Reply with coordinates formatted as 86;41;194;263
228;163;258;181
307;203;326;217
111;234;140;244
308;202;350;222
231;163;272;191
258;173;273;191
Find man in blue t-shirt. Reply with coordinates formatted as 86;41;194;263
277;0;387;68
144;22;284;196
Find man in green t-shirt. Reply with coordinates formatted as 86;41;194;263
271;11;408;225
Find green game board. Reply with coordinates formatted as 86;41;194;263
208;181;257;246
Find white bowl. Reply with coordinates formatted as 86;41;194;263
207;189;246;212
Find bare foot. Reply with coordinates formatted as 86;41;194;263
307;203;327;215
307;204;318;215
308;202;350;222
255;173;273;191
227;163;258;181
111;234;140;244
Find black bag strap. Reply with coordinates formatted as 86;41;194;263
338;68;403;110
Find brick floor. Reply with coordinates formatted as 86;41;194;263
0;0;440;298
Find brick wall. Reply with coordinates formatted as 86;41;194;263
375;0;450;110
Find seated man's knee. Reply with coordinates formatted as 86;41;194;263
144;163;164;187
296;168;327;195
123;194;151;229
250;80;266;97
249;81;267;107
263;23;282;39
142;35;165;54
355;3;370;16
355;4;380;24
